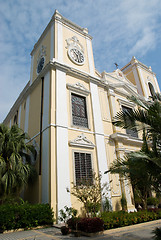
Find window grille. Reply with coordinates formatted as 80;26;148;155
74;152;93;185
71;93;88;128
122;106;138;138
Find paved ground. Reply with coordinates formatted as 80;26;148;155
0;219;161;240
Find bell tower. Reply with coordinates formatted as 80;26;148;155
121;56;160;99
30;10;96;85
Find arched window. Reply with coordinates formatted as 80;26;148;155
148;82;155;98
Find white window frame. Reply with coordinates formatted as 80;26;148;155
72;149;93;186
121;105;138;138
67;82;91;130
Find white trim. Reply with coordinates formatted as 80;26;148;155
69;133;95;149
57;21;63;61
90;82;112;206
41;128;49;203
69;90;91;130
56;70;68;127
50;23;54;60
90;82;103;133
27;123;112;144
86;38;95;76
110;132;142;146
137;67;148;98
30;55;34;85
67;82;90;96
41;71;50;203
117;97;135;109
18;105;21;128
124;179;132;206
56;69;71;213
132;67;143;96
153;74;160;93
24;96;30;133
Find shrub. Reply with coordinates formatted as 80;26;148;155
77;217;104;233
0;202;54;231
147;197;159;206
67;217;80;230
101;210;161;230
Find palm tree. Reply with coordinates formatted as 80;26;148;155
0;124;36;202
113;94;161;155
107;94;161;208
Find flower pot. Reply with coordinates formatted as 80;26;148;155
60;226;69;235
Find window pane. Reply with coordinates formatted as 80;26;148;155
74;152;92;185
72;94;88;128
122;106;138;138
74;152;81;185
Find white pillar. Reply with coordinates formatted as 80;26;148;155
137;67;148;98
41;71;50;203
18;105;21;128
50;23;54;60
86;37;95;76
132;67;143;96
56;69;71;215
57;20;63;62
90;82;112;204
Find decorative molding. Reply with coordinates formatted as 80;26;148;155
37;45;47;64
66;36;85;65
66;36;84;53
69;133;95;149
117;97;135;108
110;132;143;146
67;82;90;96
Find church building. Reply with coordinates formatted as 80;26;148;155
3;10;160;219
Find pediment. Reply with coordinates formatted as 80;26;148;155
67;82;90;96
69;133;95;149
111;82;139;98
102;69;137;91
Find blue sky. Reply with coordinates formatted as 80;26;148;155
1;0;161;123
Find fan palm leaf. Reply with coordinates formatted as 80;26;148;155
0;124;37;201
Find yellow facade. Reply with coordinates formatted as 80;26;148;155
3;10;160;220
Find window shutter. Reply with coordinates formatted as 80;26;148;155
74;152;93;185
72;94;88;128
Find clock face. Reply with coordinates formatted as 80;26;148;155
37;57;45;74
68;48;85;65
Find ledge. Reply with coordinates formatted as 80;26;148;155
110;132;143;146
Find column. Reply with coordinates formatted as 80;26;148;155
56;69;71;216
90;82;112;205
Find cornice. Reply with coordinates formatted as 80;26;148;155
31;10;92;56
54;11;92;40
3;81;30;124
121;57;156;76
110;132;143;146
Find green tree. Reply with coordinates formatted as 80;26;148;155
107;94;161;209
113;94;161;156
0;124;37;202
67;173;110;217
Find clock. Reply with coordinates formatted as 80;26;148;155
37;57;45;74
68;47;85;65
